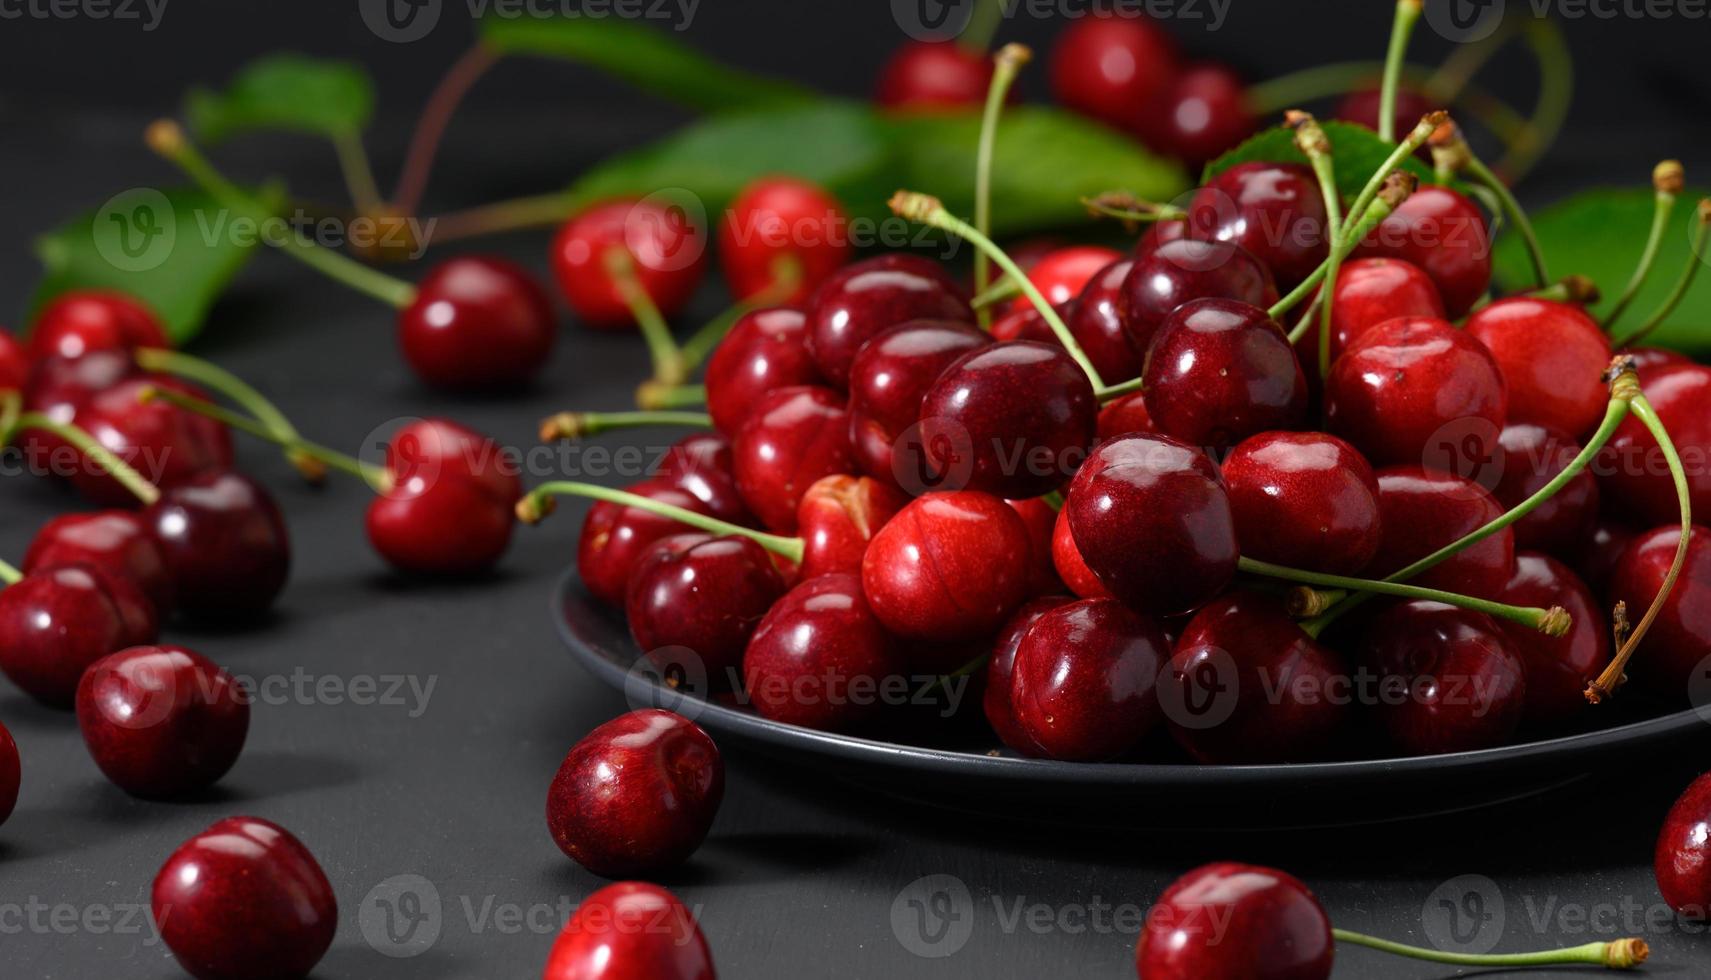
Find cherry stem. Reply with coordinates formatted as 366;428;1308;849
1287;111;1344;380
138;385;392;493
1238;556;1567;637
1379;0;1424;142
539;410;712;442
604;247;687;386
958;0;1005;53
973;43;1032;328
635;382;707;412
1277;170;1420;331
146;121;418;309
1466;149;1551;287
970;276;1022;310
133;348;324;484
1095;376;1144;403
427;191;576;243
1333;929;1646;970
676;256;804;372
1602;161;1683;331
1499;17;1574;183
332;130;383;214
0;557;21;587
1347;111;1445;237
516;482;805;564
1613;198;1711;349
391;41;500;217
1587;388;1695;703
1081;192;1188;228
890;191;1107;389
3;411;160;507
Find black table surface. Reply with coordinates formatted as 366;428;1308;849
6;4;1711;977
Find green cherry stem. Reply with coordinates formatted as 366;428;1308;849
1434;123;1550;288
635;382;708;412
675;256;804;372
1499;17;1574;182
1277;170;1420;333
0;557;21;587
3;412;161;507
1237;557;1568;638
1614;198;1711;350
1334;930;1646;970
604;247;687;387
958;0;1005;53
1602;161;1683;331
1347;110;1446;236
332;129;383;214
516;482;804;564
1095;376;1145;403
973;43;1032;328
539;410;713;442
1378;0;1424;142
1287;111;1344;379
1081;192;1187;228
890;191;1106;389
970;276;1023;310
133;347;324;484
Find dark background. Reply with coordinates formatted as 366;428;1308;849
3;1;1711;977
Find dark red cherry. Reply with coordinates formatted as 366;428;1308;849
552;198;706;329
796;474;906;580
1096;391;1155;440
1498;553;1608;729
1608;525;1711;699
1358;600;1526;755
1187;161;1329;290
1049;13;1179;133
846;319;990;484
1223;431;1382;575
28;290;169;361
145;471;290;619
984;596;1076;751
1006;497;1063;597
1368;466;1516;601
1051;505;1112;600
1168;591;1351;764
719;176;852;305
0;720;15;827
0;327;29;391
732;385;856;532
1324;316;1507;471
543;882;715;980
988;303;1061;345
365;419;521;575
918;341;1098;497
1066;434;1238;615
1058;259;1144;383
656;432;751;525
1015;245;1124;312
1141;298;1308;452
0;564;156;707
398;255;556;389
1466;297;1612;438
1120;239;1278;354
16;348;136;478
1354;185;1492;317
24;510;173;613
71;375;234;506
1009;598;1167;761
547;709;723;878
1491;424;1599;554
805;254;972;387
861;491;1032;642
1599;364;1711;528
743;573;904;731
1136;862;1334;980
1133;219;1188;260
1572;517;1637;596
1142;63;1257;166
152;816;336;980
76;645;248;799
703;306;823;435
1658;772;1711;920
1302;257;1444;376
1624;346;1691;373
1335;86;1438;135
627;534;786;681
875;40;994;111
578;479;718;607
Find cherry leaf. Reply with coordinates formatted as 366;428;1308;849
186;54;376;143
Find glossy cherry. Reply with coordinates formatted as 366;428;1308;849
1304;257;1445;375
1572;517;1638;596
1061;259;1145;383
1335;86;1438;135
364;419;521;575
1051;506;1112;600
983;596;1075;752
719;176;851;304
1466;297;1612;438
1141;63;1256;166
1066;434;1238;615
1120;239;1278;354
1358;600;1526;755
151;816;337;980
578;478;719;606
796;474;907;580
0;720;15;827
1096;391;1155;440
1354;185;1492;317
28;290;170;361
1187;161;1329;290
1009;598;1167;761
742;573;904;731
1141;298;1307;452
627;534;785;683
547;709;723;878
702;306;824;435
1491;424;1599;554
0;327;27;391
1049;13;1179;134
144;471;291;619
1599;364;1711;527
71;375;234;506
24;510;173;614
1607;525;1711;699
732;385;856;532
1015;245;1125;311
0;563;157;706
552;198;706;329
861;491;1032;642
1222;431;1382;575
76;645;248;798
1136;862;1334;980
875;41;994;111
656;432;752;525
1498;553;1608;728
1368;466;1516;601
542;881;715;980
399;255;557;389
1006;497;1062;597
804;253;973;387
16;348;136;478
1658;772;1711;920
846;319;990;485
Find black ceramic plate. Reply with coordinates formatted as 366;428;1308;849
553;570;1706;827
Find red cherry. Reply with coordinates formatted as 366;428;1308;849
542;881;715;980
547;709;723;877
365;419;521;575
1624;346;1691;373
732;385;856;532
1136;862;1334;980
988;303;1062;345
1358;600;1526;755
876;40;994;111
626;534;785;682
796;474;906;580
861;491;1032;642
657;432;752;525
1572;517;1638;596
1133;219;1188;259
0;328;27;391
1061;259;1145;383
1498;553;1608;728
71;375;234;507
1142;63;1257;166
1096;391;1155;440
1012;245;1124;311
28;290;169;361
1049;14;1179;133
1141;298;1308;452
1304;257;1444;374
578;479;719;607
742;573;904;731
804;254;973;387
145;471;291;619
983;596;1076;751
1368;466;1516;601
1120;239;1278;354
1607;525;1711;699
1006;496;1063;597
718;177;851;304
846;319;990;484
399;255;556;389
1334;86;1439;134
76;645;248;799
1051;506;1112;599
16;348;137;479
1354;185;1492;317
0;720;16;828
1658;772;1711;920
0;564;157;707
1010;597;1168;761
1490;424;1599;554
152;816;337;980
24;510;173;614
553;198;706;329
1188;161;1329;290
1599;364;1711;527
703;307;824;435
1465;297;1612;438
1223;431;1382;575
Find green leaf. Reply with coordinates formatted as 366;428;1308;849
1203;121;1437;201
186;54;375;143
1493;187;1711;355
480;16;812;112
30;185;285;345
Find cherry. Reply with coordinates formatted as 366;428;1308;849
1222;431;1382;575
1599;364;1711;527
1323;316;1507;470
1051;506;1112;599
983;596;1075;752
75;645;248;799
1014;245;1124;311
917;341;1097;497
702;307;824;435
1141;63;1257;166
1141;298;1308;452
1006;496;1063;596
542;881;715;980
0;720;15;828
152;816;336;980
579;479;719;606
1133;219;1188;259
23;510;173;614
1049;13;1179;134
1304;257;1444;374
1353;185;1492;317
1624;346;1691;373
1357;600;1526;755
145;471;291;619
1335;86;1438;135
796;474;907;580
1491;424;1599;554
365;419;521;575
804;253;973;387
1120;239;1278;354
0;564;157;706
1187;161;1329;290
846;319;990;484
742;573;904;731
28;290;170;361
1607;525;1711;699
1096;390;1155;440
657;432;752;525
1136;862;1333;980
732;385;856;532
718;176;852;305
626;534;786;682
1066;434;1238;615
547;709;723;877
1168;591;1351;764
552;198;706;329
399;255;557;389
1466;297;1612;438
0;327;26;391
1060;259;1145;383
1498;553;1609;729
16;348;136;478
861;491;1032;642
875;41;994;111
988;303;1060;346
1368;466;1516;601
1658;772;1711;920
71;375;234;506
1572;517;1637;596
1008;598;1168;761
